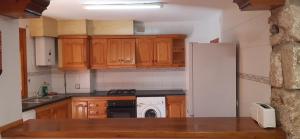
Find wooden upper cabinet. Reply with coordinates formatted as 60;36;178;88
154;38;173;67
107;39;136;68
167;96;186;118
233;0;285;11
58;36;89;70
136;38;155;67
72;101;88;119
90;38;108;69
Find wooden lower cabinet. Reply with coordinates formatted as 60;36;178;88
166;96;186;118
72;98;107;119
72;100;88;119
36;99;71;120
88;100;107;119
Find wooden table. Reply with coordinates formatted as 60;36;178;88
2;118;286;139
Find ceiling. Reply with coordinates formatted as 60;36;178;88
44;0;234;21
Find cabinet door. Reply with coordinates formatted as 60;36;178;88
167;96;186;118
107;39;136;67
107;39;123;66
91;39;107;69
88;100;107;119
122;39;136;65
53;102;69;120
36;108;52;119
154;38;173;66
60;38;89;69
136;38;154;67
72;101;88;119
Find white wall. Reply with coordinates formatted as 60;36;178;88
19;19;52;97
220;5;271;116
140;15;221;43
0;16;22;131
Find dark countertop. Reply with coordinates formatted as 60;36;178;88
2;118;286;139
22;90;185;112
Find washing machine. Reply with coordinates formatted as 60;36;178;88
137;97;166;118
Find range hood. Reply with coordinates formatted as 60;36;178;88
0;0;50;18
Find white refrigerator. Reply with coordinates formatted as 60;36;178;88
190;43;237;117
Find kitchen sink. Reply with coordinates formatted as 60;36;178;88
22;95;64;104
22;98;49;104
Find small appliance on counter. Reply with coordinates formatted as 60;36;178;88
250;103;276;128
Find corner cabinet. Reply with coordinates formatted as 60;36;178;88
58;35;90;70
36;99;71;120
166;96;186;118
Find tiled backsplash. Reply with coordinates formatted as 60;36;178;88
50;69;186;94
95;69;186;91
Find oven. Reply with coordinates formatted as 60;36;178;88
107;100;136;118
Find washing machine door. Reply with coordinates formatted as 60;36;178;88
142;106;161;118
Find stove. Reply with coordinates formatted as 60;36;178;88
107;89;136;96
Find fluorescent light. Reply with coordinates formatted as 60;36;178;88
84;3;163;10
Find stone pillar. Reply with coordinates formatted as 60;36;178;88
270;0;300;139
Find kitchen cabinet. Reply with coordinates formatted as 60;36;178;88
107;39;136;68
72;99;107;119
166;96;186;118
154;38;173;67
136;38;155;67
88;100;107;119
90;38;108;69
72;101;88;119
36;99;71;120
233;0;285;11
58;35;89;70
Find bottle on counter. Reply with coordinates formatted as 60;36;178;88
41;82;49;97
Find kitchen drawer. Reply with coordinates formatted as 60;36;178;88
88;101;107;108
88;100;107;119
88;109;106;119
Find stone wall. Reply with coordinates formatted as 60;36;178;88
270;0;300;138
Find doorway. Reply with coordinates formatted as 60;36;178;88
19;28;28;98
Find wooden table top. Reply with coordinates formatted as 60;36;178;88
2;118;286;139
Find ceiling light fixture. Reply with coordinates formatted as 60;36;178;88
81;0;163;10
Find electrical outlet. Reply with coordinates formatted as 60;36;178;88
75;84;80;89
